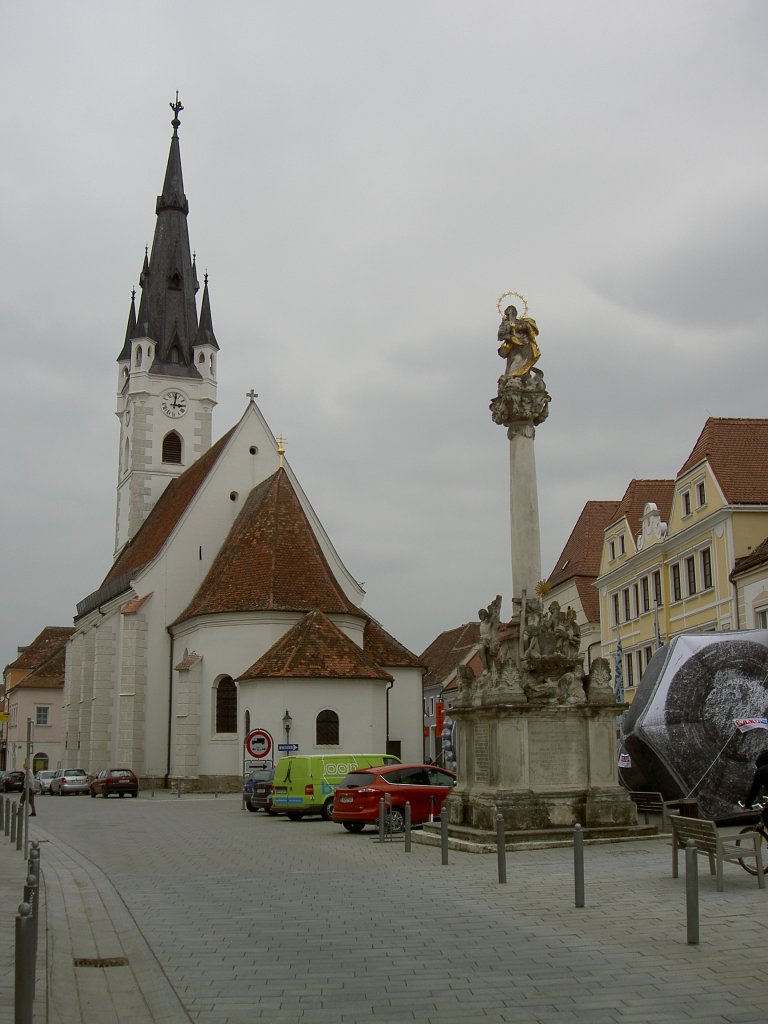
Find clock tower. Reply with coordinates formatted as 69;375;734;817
114;96;219;555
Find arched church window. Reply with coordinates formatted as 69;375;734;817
216;677;237;734
169;346;180;364
210;354;215;376
123;438;130;473
198;352;205;364
136;345;142;367
316;709;339;745
162;431;182;464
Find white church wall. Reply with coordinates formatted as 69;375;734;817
385;666;424;763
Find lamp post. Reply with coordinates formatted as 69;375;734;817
282;710;292;748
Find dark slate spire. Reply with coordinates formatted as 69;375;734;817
127;94;202;379
117;289;137;362
194;273;219;351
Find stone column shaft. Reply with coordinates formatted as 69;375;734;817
509;432;542;601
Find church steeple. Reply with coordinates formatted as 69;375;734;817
128;93;201;376
114;97;219;556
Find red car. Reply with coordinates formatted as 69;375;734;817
89;768;139;798
332;763;456;832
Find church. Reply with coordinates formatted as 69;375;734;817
62;99;423;787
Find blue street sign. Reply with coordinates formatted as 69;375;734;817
278;743;299;751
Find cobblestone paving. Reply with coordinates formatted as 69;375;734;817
11;793;768;1023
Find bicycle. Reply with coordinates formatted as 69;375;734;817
735;796;768;875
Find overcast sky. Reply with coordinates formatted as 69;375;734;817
1;1;766;667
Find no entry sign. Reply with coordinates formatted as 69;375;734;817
245;729;273;759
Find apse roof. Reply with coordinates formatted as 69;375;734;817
237;609;393;682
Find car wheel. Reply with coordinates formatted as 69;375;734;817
90;790;96;798
118;792;124;798
130;792;137;798
321;797;334;821
246;802;258;812
286;811;304;821
266;805;278;816
342;822;365;833
388;806;406;832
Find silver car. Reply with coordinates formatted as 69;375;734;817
50;768;89;796
34;770;57;795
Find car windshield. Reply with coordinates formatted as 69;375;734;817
339;772;377;788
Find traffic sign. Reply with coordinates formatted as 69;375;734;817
245;729;273;759
278;743;299;752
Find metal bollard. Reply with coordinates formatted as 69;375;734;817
441;814;449;865
29;842;40;888
496;814;507;884
150;776;155;799
685;839;699;945
177;779;182;799
10;804;17;845
0;794;4;831
404;802;411;853
15;902;34;1024
5;798;10;837
574;823;585;907
23;874;37;994
378;798;386;842
16;807;23;852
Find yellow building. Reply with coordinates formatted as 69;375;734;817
595;418;768;701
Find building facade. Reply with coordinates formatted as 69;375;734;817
62;101;423;786
595;419;768;702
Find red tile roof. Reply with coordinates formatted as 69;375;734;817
15;643;67;689
237;609;393;681
173;469;360;624
731;536;768;579
419;622;480;689
678;418;768;504
547;500;620;589
4;627;74;674
611;479;675;541
363;618;422;669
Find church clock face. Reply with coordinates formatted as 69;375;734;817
160;390;188;418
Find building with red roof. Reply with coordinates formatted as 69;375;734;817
63;102;422;787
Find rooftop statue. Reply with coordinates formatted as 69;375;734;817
497;298;541;379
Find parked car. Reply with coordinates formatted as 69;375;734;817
332;763;456;832
0;771;26;793
89;768;139;798
34;770;57;795
242;766;276;813
50;768;89;796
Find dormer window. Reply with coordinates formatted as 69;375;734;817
609;540;616;561
696;481;706;507
682;490;692;517
619;533;626;555
168;271;182;291
136;345;143;367
198;352;205;364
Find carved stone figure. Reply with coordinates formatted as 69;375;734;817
587;657;617;704
479;595;503;675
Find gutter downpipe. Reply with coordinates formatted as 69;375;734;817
385;678;394;752
166;627;175;787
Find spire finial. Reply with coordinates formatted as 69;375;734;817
170;91;183;138
276;434;286;468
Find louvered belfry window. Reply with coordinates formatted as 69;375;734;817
316;709;339;745
162;431;182;464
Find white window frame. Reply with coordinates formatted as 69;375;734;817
35;706;50;727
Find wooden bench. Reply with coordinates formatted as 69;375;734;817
670;815;765;890
628;791;689;832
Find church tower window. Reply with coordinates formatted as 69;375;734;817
169;346;180;364
316;709;339;745
136;345;143;367
215;677;237;733
162;431;183;464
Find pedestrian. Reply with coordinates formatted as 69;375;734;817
738;750;768;809
19;763;36;816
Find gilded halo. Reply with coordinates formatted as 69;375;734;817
497;291;528;318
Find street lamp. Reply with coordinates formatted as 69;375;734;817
282;709;292;746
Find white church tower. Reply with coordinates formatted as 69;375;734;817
114;95;218;554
